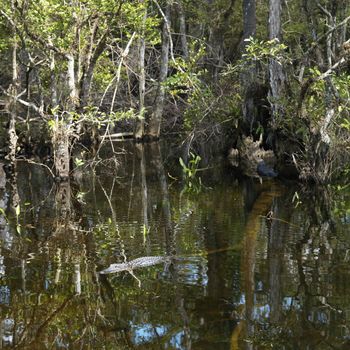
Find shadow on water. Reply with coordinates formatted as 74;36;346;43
0;142;349;349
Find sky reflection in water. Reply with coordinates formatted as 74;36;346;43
0;143;349;349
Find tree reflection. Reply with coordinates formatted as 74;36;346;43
0;149;349;349
236;185;350;349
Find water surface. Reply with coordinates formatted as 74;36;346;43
0;142;349;349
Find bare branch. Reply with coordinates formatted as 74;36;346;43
304;15;350;57
316;56;347;81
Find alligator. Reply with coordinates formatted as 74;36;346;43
99;256;171;274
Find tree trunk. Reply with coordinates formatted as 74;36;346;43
50;51;58;107
67;53;78;109
134;0;147;140
208;28;224;82
148;3;171;139
50;53;77;179
268;0;285;125
55;181;72;216
79;26;108;110
52;120;70;179
207;0;235;81
7;0;18;164
176;0;188;59
241;0;256;133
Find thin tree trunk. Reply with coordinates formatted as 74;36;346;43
67;53;78;109
7;0;18;164
134;0;147;140
108;32;136;114
241;0;256;133
79;25;108;110
176;0;188;59
268;0;285;125
148;3;171;139
208;28;224;82
318;2;335;147
207;0;235;81
301;0;324;69
78;16;99;110
50;51;58;107
79;42;106;109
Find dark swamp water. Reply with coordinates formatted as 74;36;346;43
0;142;349;350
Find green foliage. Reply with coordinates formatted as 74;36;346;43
89;53;115;92
179;152;201;179
179;152;202;194
302;70;350;130
165;40;206;99
75;191;87;204
341;118;350;132
82;106;141;129
0;208;7;222
243;37;289;64
122;1;161;44
164;38;240;132
74;158;84;167
180;38;241;129
182;83;211;129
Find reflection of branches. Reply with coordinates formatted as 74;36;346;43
295;231;310;296
97;177;127;264
231;185;283;348
290;188;345;349
21;295;73;347
127;150;136;219
136;144;150;249
92;32;136;168
259;214;299;228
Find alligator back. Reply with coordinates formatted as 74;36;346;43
99;256;170;274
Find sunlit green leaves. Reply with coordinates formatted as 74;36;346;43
179;152;203;194
74;158;84;167
242;37;290;65
0;207;7;222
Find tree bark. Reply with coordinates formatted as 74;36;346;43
134;0;147;140
7;0;18;164
50;51;58;107
268;0;285;125
79;23;108;110
207;0;235;81
148;3;171;139
176;0;188;59
52;121;70;179
208;24;224;81
67;53;78;109
241;0;256;133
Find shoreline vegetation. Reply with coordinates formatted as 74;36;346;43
0;0;349;184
